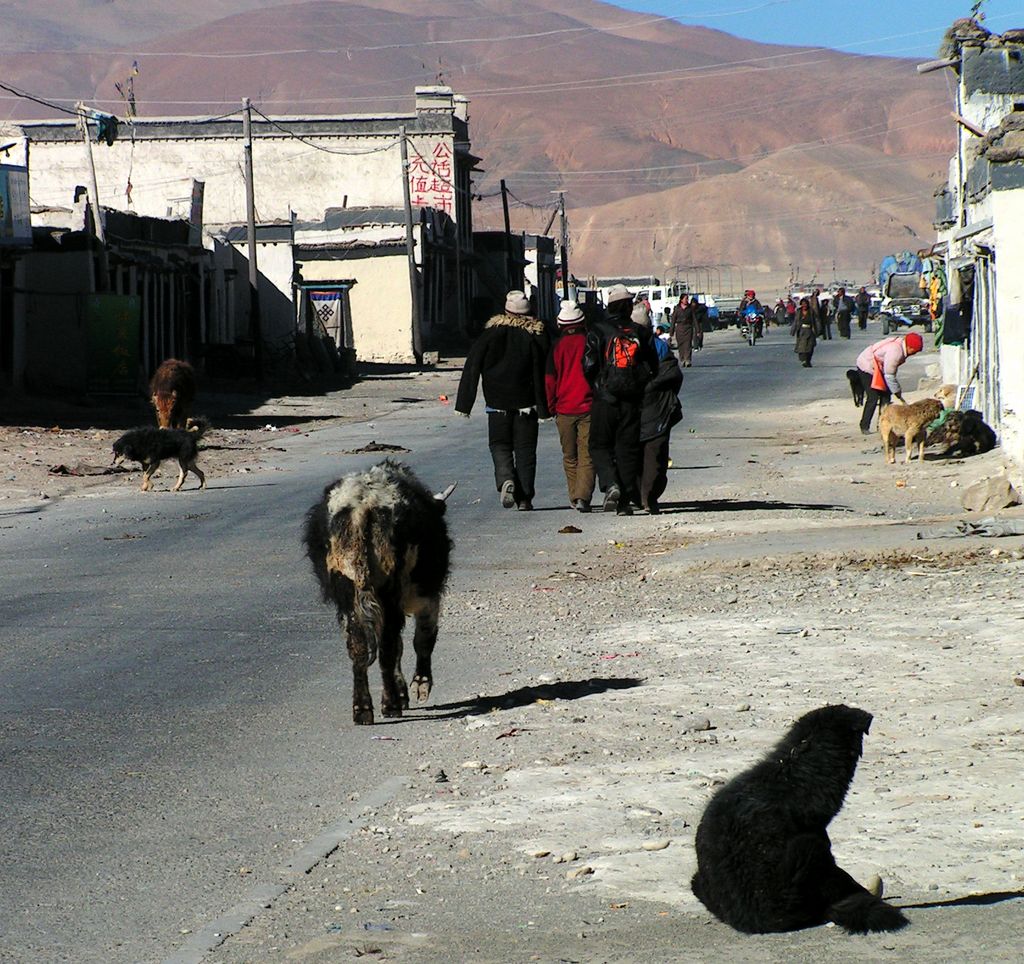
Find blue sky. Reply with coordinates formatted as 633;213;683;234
613;1;1024;58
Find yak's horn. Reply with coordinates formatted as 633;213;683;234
435;482;458;502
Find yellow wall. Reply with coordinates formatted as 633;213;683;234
301;253;415;363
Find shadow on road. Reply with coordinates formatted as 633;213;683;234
903;889;1024;910
655;498;853;514
399;677;645;722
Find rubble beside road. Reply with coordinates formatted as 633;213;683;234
0;366;463;505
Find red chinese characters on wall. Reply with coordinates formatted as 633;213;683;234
408;142;454;215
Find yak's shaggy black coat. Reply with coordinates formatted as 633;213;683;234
304;460;452;725
691;705;909;935
927;409;997;458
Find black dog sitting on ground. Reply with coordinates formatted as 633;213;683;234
847;369;865;407
112;417;209;492
691;704;909;935
926;409;996;458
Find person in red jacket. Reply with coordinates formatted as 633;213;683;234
546;300;595;512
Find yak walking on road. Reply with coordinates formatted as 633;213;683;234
150;358;196;429
304;460;454;725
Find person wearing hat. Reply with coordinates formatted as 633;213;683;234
854;331;924;435
582;284;660;515
456;290;550;510
545;300;595;512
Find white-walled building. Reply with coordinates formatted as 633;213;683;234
931;20;1024;474
11;87;477;366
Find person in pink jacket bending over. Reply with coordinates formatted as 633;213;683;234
854;332;923;434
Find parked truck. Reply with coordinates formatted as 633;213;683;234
877;251;932;334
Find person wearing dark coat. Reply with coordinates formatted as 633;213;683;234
774;300;787;328
792;297;817;367
855;286;871;330
456;290;550;510
671;294;697;367
809;288;826;338
832;287;854;339
582;286;660;515
638;323;683;514
691;297;708;351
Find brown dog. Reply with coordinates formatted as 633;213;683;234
150;359;196;429
879;398;944;464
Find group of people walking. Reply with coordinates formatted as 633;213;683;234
456;286;683;516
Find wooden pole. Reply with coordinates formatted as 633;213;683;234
242;97;263;383
500;178;514;290
77;103;109;292
400;127;423;361
557;190;569;300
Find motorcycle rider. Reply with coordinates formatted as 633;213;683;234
739;289;764;339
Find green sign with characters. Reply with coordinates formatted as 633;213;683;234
85;294;141;394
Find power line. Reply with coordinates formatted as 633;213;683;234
0;9;689;60
248;105;400;155
0;80;81;118
504;187;556;211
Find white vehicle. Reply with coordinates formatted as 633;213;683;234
635;281;689;327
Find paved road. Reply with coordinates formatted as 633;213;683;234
0;322;907;962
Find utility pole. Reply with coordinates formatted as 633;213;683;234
556;191;569;300
399;126;423;361
242;98;263;384
500;179;514;291
76;102;109;291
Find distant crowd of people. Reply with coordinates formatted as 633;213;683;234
456;285;683;516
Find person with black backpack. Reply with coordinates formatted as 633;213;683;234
582;285;660;515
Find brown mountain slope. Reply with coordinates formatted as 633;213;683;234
0;0;954;280
569;143;941;288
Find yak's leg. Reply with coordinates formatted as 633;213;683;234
345;618;375;725
410;598;440;703
378;608;407;718
393;630;409;709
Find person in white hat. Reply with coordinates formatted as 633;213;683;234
455;290;550;510
582;285;660;515
545;300;595;511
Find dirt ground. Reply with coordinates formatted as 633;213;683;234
195;377;1023;962
6;359;1024;962
0;366;463;504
